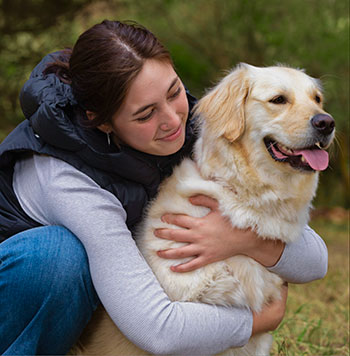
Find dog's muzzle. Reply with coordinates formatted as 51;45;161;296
264;113;335;172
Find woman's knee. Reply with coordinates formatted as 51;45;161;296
0;226;99;353
0;226;98;309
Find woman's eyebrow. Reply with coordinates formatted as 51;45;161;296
132;103;155;116
132;77;179;116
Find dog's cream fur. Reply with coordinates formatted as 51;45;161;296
70;64;334;355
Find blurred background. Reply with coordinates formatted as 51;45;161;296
0;1;348;354
0;0;349;209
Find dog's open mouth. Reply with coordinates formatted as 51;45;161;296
264;138;329;171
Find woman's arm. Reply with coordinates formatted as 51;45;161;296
13;154;260;355
155;195;328;283
266;225;328;283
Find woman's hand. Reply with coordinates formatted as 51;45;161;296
154;195;285;272
251;282;288;335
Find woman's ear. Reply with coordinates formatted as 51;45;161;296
86;111;112;134
86;110;96;121
97;122;113;134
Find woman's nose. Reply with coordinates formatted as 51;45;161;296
159;105;180;130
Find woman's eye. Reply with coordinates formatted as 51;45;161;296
169;87;181;99
269;95;287;104
137;109;154;122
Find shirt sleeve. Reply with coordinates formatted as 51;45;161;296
13;154;252;355
267;225;328;283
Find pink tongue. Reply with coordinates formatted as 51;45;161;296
293;149;329;171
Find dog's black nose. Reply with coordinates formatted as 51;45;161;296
311;114;335;136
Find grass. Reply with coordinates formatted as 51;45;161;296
271;212;349;355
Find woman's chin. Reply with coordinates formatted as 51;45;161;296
151;135;186;156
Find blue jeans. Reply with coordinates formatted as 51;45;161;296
0;226;99;355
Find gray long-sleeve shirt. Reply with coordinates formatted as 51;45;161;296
13;154;328;355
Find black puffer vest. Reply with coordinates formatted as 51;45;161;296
0;52;197;242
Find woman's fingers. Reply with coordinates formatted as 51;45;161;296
157;245;216;273
170;257;207;273
154;227;193;242
189;194;219;210
161;213;197;230
157;245;200;260
281;282;289;300
252;282;289;335
154;195;226;273
159;195;219;231
159;195;219;229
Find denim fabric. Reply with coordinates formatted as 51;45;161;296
0;226;99;355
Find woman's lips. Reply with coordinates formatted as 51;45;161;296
158;125;182;142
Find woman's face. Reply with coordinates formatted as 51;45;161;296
102;59;189;156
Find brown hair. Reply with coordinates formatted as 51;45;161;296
44;20;173;127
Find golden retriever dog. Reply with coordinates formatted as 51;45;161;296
70;63;335;355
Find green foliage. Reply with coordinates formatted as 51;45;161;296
0;0;86;130
0;0;348;207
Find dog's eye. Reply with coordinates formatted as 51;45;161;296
269;96;287;104
315;95;322;103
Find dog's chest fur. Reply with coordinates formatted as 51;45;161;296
137;156;310;312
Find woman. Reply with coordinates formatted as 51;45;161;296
0;20;327;355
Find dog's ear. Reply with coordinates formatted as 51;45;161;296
194;63;250;142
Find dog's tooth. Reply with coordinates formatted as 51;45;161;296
301;156;306;163
315;142;322;149
280;144;293;154
280;144;287;151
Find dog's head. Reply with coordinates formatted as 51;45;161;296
194;63;335;174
